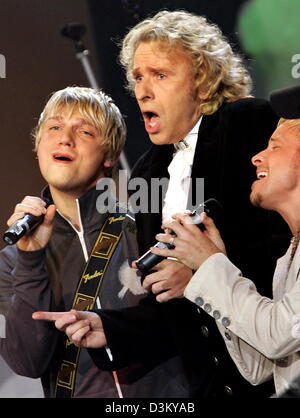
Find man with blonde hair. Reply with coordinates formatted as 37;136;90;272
114;10;287;396
0;86;176;398
34;11;289;398
143;85;300;396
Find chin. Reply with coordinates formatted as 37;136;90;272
149;133;179;146
149;135;166;145
250;192;273;211
50;181;79;193
250;191;263;208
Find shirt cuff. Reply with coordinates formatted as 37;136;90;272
184;252;227;303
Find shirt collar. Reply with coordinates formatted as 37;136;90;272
174;116;202;151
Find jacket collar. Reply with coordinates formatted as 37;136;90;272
41;183;118;234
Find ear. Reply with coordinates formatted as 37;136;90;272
198;88;209;101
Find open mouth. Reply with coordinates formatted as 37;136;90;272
142;111;160;132
53;153;73;162
257;171;268;180
143;111;159;125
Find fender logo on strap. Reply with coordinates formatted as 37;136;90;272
108;216;125;224
82;270;103;284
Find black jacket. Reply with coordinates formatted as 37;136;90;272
0;186;184;397
91;98;290;398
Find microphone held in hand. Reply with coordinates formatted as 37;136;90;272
3;199;51;246
135;198;222;273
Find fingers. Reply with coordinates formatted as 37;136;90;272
142;269;166;292
143;272;172;297
7;196;48;227
156;289;182;303
162;219;201;240
200;212;215;229
155;232;177;246
171;212;194;224
15;196;47;215
200;214;226;253
32;311;80;333
148;278;169;295
32;310;91;337
65;320;91;346
32;311;74;321
150;244;176;259
146;261;193;302
68;326;91;347
161;220;186;236
43;205;56;225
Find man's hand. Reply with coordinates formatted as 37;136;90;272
151;213;226;271
141;259;193;303
6;196;56;251
32;310;107;348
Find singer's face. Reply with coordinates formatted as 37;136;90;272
250;122;300;212
37;108;111;197
133;41;202;145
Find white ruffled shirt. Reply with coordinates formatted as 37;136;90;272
162;117;202;224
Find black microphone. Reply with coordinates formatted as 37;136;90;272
60;22;87;53
3;200;51;246
135;198;222;273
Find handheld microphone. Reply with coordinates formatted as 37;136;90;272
3;200;51;246
135;198;222;273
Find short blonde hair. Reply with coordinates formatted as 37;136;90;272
277;118;300;130
32;86;126;176
120;10;252;115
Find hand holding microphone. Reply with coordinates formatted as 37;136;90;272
153;211;226;271
135;198;223;273
3;196;56;250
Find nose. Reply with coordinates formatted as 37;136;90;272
58;129;74;147
135;77;154;103
251;150;266;166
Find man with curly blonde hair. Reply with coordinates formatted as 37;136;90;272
120;10;252;117
112;10;287;397
33;12;289;398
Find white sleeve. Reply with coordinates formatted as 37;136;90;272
184;253;300;382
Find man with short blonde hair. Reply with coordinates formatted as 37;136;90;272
0;86;172;398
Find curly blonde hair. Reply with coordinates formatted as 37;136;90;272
120;10;252;115
32;86;126;177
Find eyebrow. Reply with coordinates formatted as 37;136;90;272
45;116;63;122
45;116;95;127
132;66;171;77
132;68;140;77
268;136;282;146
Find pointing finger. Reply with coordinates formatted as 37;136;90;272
32;311;76;322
